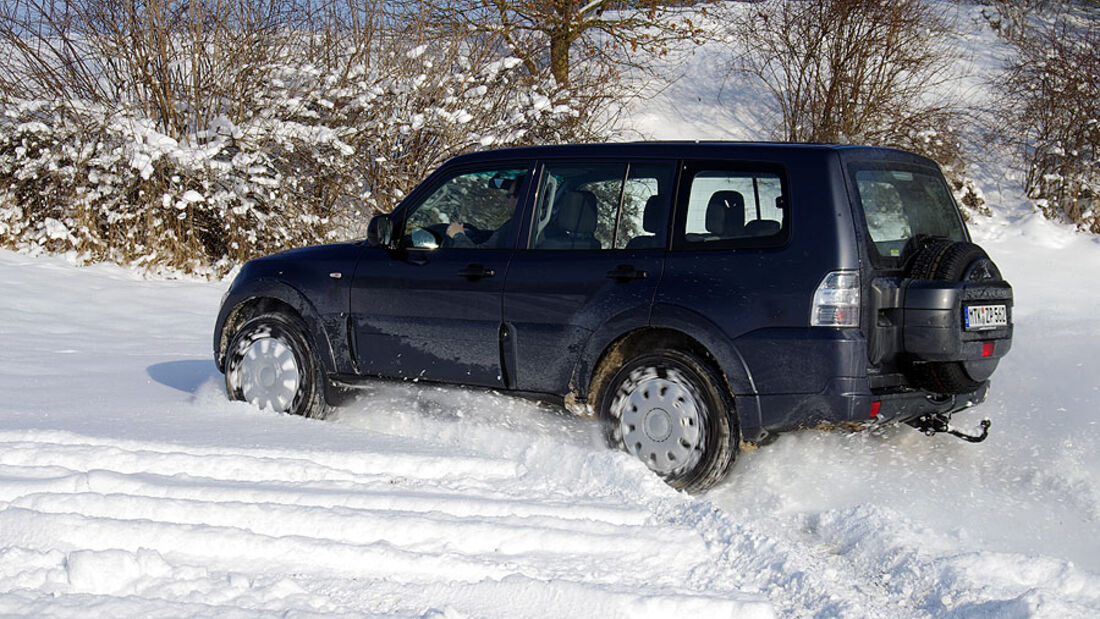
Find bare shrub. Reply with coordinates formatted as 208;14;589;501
0;1;591;275
426;1;708;88
989;0;1100;232
724;0;983;214
0;0;303;139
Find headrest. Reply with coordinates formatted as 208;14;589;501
642;195;664;233
706;191;745;236
556;190;597;234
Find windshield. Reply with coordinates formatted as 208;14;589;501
851;165;966;264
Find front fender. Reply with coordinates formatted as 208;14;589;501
214;243;361;375
214;278;348;376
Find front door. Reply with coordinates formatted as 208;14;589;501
503;161;675;393
350;164;532;387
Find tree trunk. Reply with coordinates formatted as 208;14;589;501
549;26;571;86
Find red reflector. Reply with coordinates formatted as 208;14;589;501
982;342;995;357
870;401;881;418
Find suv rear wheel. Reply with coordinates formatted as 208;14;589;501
599;349;737;494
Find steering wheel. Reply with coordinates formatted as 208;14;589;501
462;223;490;244
409;226;445;249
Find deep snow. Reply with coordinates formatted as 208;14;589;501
3;3;1100;617
6;203;1099;617
3;217;1099;618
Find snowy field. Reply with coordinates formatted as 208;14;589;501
3;4;1100;618
2;213;1098;617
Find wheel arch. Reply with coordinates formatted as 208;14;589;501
575;317;765;442
215;279;337;376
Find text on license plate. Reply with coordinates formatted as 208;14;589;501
965;304;1008;330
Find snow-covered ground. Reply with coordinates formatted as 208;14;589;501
2;212;1098;617
2;3;1100;617
0;249;778;617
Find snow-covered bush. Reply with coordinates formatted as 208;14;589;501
0;94;370;273
990;1;1100;233
0;1;595;275
0;57;578;274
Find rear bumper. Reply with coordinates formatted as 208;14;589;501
743;371;994;437
751;378;988;438
732;302;1006;439
873;382;988;422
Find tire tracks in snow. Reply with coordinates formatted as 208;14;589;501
0;432;772;617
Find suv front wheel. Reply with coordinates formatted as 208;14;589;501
224;312;330;419
599;349;738;494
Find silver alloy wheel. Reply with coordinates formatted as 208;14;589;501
237;335;301;412
614;368;705;475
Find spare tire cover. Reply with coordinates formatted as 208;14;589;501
903;237;1003;393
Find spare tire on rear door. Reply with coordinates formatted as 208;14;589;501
902;237;1011;394
907;237;1002;284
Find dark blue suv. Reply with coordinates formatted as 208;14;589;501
214;143;1013;492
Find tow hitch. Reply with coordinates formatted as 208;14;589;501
910;413;991;443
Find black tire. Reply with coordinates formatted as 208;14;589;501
908;238;1001;283
905;239;1002;394
224;312;330;419
598;349;738;494
905;237;955;280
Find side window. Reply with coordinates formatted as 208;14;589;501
529;161;675;251
402;166;528;249
676;165;788;249
530;163;624;250
615;164;674;250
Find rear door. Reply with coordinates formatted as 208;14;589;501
502;160;675;393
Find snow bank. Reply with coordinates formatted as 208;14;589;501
0;251;778;617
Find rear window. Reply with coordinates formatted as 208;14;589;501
851;165;966;263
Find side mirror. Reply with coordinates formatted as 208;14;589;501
367;214;393;247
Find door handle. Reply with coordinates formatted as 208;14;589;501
606;264;647;282
458;264;495;279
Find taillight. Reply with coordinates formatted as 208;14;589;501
811;270;860;327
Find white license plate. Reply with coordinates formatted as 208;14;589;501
965;304;1008;330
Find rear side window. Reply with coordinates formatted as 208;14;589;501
529;161;674;250
851;165;966;262
674;164;789;249
615;163;674;250
530;163;622;250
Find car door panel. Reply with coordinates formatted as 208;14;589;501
503;250;663;394
502;160;674;395
351;248;509;386
349;163;532;388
